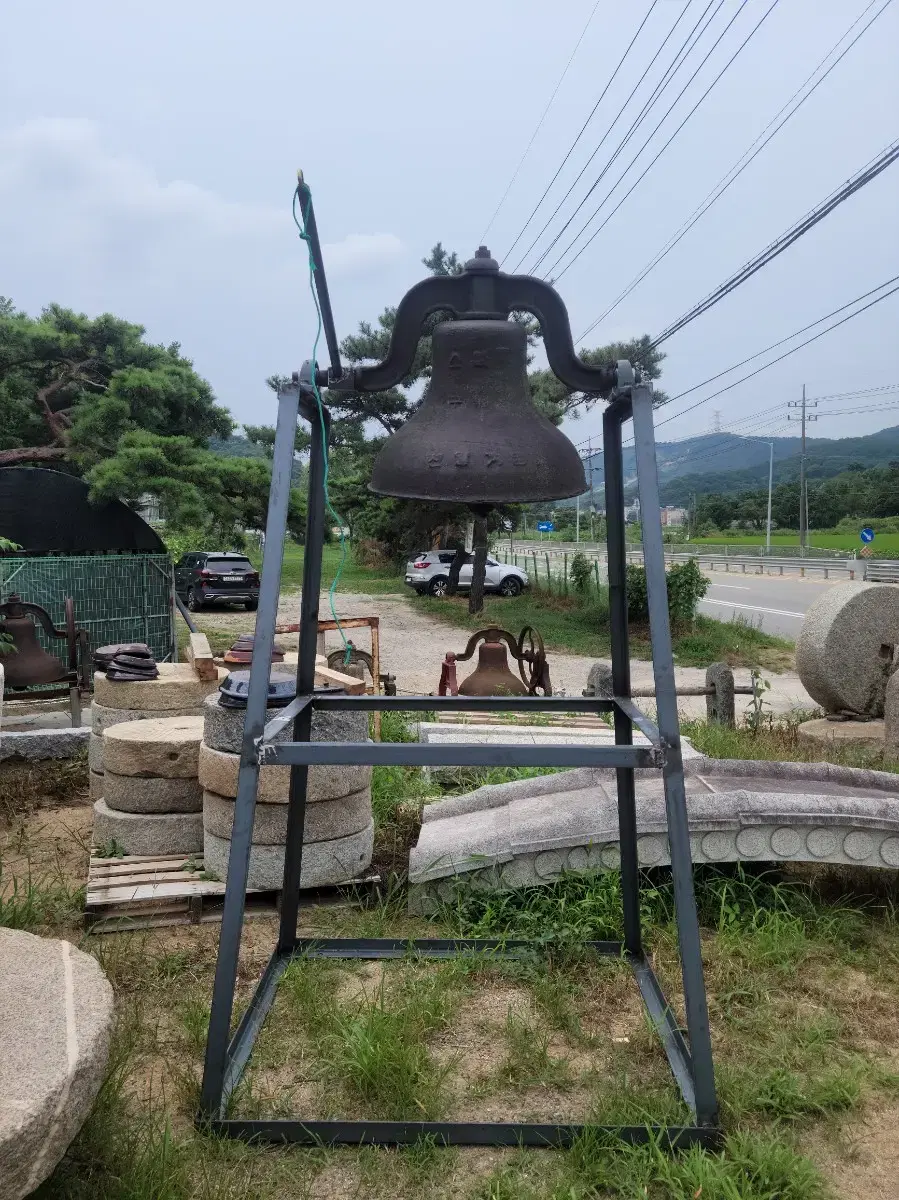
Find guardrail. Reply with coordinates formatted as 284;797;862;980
495;547;898;583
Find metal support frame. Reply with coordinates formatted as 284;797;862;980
198;375;720;1149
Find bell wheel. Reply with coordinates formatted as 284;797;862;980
327;646;374;681
516;625;549;695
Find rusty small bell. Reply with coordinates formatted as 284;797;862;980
458;628;528;697
0;594;66;686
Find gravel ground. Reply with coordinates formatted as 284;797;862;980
196;590;815;720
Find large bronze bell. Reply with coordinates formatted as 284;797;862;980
369;319;586;504
0;595;67;686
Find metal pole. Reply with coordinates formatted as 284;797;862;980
200;383;301;1117
277;400;328;951
788;385;818;557
603;400;642;960
576;492;580;543
631;382;718;1128
296;178;342;377
800;384;807;555
766;441;773;553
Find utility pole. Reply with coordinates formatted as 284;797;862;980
765;440;773;553
575;492;580;543
788;385;818;555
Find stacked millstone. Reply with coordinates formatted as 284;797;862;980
92;715;205;855
89;663;226;802
198;693;374;888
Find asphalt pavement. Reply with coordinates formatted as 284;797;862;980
697;569;838;638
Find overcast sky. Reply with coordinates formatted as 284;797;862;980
2;0;897;457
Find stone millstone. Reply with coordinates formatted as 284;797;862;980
202;787;372;845
89;770;104;801
93;663;228;711
886;670;899;754
203;821;374;890
202;692;368;753
88;732;105;773
103;715;204;778
795;582;899;717
92;798;202;856
103;771;203;814
797;718;885;750
91;702;203;736
0;928;114;1200
198;743;371;804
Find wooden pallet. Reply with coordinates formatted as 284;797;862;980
84;853;380;934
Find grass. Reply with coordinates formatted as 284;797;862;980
276;541;403;593
12;707;899;1197
688;530;899;553
683;712;899;774
417;591;793;671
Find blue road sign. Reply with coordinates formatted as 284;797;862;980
537;521;554;532
861;527;875;544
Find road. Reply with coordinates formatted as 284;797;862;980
502;546;839;638
697;569;837;638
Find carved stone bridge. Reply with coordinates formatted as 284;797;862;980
409;756;899;912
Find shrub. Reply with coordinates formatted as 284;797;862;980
354;538;393;570
667;557;710;622
626;557;709;624
569;551;594;593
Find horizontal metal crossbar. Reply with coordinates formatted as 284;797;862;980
311;694;619;713
205;936;718;1147
259;741;664;768
208;1119;720;1149
287;936;624;958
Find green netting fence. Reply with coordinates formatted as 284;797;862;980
0;554;176;677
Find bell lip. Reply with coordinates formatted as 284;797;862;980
367;482;588;503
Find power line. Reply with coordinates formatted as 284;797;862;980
651;139;899;346
576;0;894;341
808;383;899;402
545;0;781;282
527;0;749;277
658;278;899;409
511;0;720;273
480;0;603;243
655;276;899;429
500;1;660;267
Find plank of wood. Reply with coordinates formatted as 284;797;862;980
90;852;191;866
88;870;201;890
186;632;217;680
90;857;201;878
313;663;367;694
86;879;229;904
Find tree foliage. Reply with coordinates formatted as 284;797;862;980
694;461;899;533
528;335;667;422
0;299;304;542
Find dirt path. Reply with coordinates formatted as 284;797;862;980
196;590;813;719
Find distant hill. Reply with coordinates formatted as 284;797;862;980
565;425;899;506
208;435;269;460
209;435;304;485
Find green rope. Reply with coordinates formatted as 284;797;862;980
292;184;351;663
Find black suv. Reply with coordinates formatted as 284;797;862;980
174;552;260;611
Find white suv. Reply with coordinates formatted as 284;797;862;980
405;551;529;598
